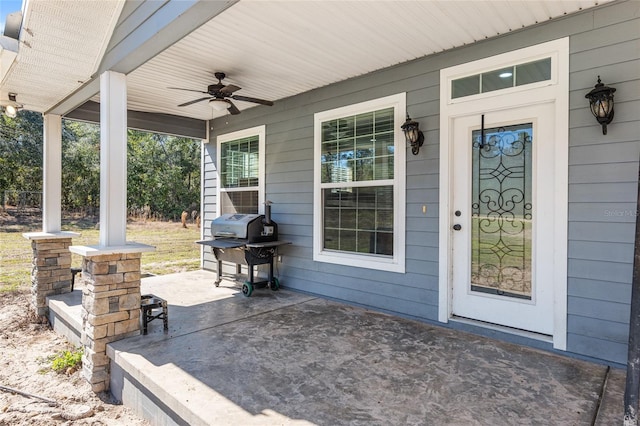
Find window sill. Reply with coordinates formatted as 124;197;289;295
314;250;404;273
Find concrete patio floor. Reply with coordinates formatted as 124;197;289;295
49;270;625;425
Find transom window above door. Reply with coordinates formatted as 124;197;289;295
451;57;552;99
313;93;406;273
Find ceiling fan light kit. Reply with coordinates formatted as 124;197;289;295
209;98;229;111
171;72;274;115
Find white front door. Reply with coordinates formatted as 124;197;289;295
451;102;556;335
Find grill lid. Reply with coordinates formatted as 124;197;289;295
211;214;261;239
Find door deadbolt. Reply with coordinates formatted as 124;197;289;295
453;224;462;231
454;210;461;217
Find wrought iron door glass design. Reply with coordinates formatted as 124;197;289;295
471;123;532;299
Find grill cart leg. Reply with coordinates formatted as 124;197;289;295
243;265;255;297
268;257;279;291
214;259;222;287
248;264;255;284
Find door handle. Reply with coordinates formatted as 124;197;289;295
453;224;462;231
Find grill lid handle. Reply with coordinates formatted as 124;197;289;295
215;231;236;237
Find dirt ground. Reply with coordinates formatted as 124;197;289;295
0;291;149;426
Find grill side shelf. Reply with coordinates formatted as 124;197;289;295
196;239;246;249
244;241;291;248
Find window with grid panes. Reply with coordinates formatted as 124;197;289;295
217;126;265;215
314;94;406;272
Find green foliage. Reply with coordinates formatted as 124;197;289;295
0;111;44;206
127;130;201;219
50;347;83;373
61;120;100;211
0;111;200;218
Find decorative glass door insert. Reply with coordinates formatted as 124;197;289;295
471;123;532;300
451;104;555;335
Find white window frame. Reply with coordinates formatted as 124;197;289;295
313;93;406;273
216;125;266;216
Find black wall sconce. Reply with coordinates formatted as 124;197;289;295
401;113;424;155
585;76;616;135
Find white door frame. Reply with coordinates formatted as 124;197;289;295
438;38;569;350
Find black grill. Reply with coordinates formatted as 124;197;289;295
197;204;288;297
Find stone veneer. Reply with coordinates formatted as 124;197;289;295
28;238;73;316
80;252;142;393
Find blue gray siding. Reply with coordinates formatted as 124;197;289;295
565;1;640;363
203;0;640;364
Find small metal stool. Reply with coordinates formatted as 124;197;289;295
140;294;168;335
70;267;82;291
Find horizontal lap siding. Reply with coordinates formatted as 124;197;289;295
202;143;217;271
566;1;640;364
204;62;442;322
202;1;640;363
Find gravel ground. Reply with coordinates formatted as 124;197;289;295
0;291;149;426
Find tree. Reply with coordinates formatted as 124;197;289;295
127;130;200;219
0;112;200;219
0;111;44;207
61;120;100;212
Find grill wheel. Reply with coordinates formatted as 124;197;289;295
242;282;253;297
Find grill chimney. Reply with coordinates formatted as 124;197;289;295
264;200;272;225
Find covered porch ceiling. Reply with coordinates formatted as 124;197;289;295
1;0;612;127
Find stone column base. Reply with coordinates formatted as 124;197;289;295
80;252;142;393
23;232;80;317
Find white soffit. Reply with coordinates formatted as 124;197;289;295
1;0;124;112
1;0;612;118
127;0;611;121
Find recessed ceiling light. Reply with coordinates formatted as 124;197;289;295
499;72;513;78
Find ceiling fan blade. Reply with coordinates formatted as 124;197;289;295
168;87;208;94
220;84;241;94
230;95;274;106
227;101;241;115
178;97;212;107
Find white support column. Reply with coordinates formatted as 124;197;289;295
99;71;128;247
42;114;62;233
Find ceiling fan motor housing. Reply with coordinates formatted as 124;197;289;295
172;71;273;113
208;84;224;94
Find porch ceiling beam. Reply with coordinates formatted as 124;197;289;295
65;101;206;140
45;0;238;117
